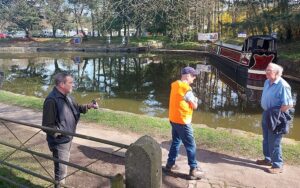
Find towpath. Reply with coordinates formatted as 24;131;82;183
0;103;299;188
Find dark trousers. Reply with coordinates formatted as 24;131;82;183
167;122;198;169
262;111;283;168
48;141;72;188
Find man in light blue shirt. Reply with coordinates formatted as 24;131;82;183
256;63;294;174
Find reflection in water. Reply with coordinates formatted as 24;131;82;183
0;71;3;88
195;60;264;113
0;53;299;140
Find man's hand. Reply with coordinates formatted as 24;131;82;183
53;132;61;138
190;97;198;109
87;100;99;109
193;97;198;104
280;105;293;112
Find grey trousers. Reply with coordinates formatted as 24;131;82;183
49;141;72;188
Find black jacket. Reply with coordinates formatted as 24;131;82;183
42;87;88;144
265;106;293;135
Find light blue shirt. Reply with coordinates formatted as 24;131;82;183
261;77;293;111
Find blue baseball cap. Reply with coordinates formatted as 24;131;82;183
181;66;198;76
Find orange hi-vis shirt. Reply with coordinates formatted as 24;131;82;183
169;80;193;125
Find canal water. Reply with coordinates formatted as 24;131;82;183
0;52;299;140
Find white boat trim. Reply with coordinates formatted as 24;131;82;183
246;85;264;90
248;69;265;74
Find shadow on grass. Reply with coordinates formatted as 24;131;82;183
0;167;43;188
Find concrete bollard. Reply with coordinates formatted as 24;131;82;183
125;135;162;188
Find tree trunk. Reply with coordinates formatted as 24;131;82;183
286;25;293;41
52;28;57;38
124;22;126;36
91;12;95;37
206;12;211;33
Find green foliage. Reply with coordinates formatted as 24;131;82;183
1;0;41;34
145;11;168;35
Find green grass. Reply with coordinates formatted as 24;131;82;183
278;41;300;62
165;41;201;50
0;167;43;188
0;146;46;187
0;91;43;110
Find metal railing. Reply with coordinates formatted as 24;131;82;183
0;117;129;188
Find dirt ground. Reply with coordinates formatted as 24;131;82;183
0;103;300;188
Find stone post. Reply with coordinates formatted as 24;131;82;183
125;135;162;188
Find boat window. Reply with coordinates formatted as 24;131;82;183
266;40;276;51
243;37;276;51
246;39;253;51
262;41;270;50
256;39;264;49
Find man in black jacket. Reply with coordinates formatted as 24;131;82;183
42;72;98;188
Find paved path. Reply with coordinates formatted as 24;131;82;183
0;103;299;188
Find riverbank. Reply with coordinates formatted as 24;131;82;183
1;38;300;82
0;90;299;165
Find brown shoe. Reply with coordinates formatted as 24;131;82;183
256;159;272;166
165;164;180;172
188;167;204;180
266;167;283;174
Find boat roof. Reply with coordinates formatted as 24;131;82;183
214;41;242;50
246;35;276;40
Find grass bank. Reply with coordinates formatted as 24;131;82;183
278;41;300;62
0;90;299;165
0;36;201;50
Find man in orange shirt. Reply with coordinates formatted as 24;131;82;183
165;66;203;180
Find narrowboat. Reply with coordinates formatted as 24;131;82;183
210;35;277;80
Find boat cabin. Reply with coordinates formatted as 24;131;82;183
242;35;277;52
210;35;278;81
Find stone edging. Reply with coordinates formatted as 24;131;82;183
0;46;149;53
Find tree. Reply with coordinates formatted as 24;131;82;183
44;0;70;37
0;0;41;37
68;0;90;37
